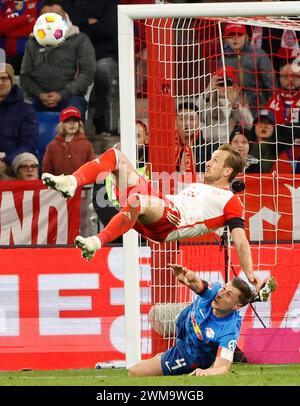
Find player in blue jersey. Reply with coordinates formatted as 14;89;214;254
129;264;276;377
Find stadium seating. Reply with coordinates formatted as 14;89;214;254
36;111;59;161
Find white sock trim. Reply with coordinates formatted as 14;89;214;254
69;175;78;188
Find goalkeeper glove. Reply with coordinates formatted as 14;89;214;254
252;276;277;302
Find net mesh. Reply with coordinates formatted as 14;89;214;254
134;15;300;358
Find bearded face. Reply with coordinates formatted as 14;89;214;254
279;64;300;93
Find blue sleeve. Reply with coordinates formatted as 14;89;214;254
199;282;222;302
218;318;241;351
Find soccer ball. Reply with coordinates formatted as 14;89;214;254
148;303;188;338
33;13;68;47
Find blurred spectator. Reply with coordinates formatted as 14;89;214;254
0;152;13;180
136;119;149;164
11;152;39;180
0;1;43;74
276;47;300;68
229;126;251;161
271;45;300;75
229;125;258;171
65;0;119;134
273;137;300;174
0;63;38;173
199;66;253;145
113;120;149;166
247;109;277;173
42;106;95;175
250;1;300;73
267;56;300;125
219;23;275;112
175;102;206;173
20;0;96;118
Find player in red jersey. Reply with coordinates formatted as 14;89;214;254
42;144;260;289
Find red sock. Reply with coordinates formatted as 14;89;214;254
98;195;141;246
73;148;118;186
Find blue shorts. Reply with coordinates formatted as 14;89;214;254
161;341;196;376
161;338;217;376
175;305;190;339
161;305;217;375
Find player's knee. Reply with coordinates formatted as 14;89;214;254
128;364;140;377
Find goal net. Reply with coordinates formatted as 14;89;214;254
119;2;300;366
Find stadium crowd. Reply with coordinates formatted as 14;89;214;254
0;1;300;186
0;0;300;184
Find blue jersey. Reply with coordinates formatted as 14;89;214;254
161;282;241;375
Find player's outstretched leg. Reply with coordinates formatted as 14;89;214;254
42;173;77;198
75;193;143;260
42;148;120;198
253;276;277;302
74;235;101;261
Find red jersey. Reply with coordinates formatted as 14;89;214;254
0;1;42;56
267;90;300;125
125;178;244;243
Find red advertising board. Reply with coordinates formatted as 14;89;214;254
242;174;300;242
0;245;299;370
0;180;81;245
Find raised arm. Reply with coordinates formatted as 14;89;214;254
168;264;206;295
230;227;261;290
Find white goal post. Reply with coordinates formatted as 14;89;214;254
118;1;300;368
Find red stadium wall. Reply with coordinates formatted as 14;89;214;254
0;245;299;370
0;247;151;370
0;180;81;245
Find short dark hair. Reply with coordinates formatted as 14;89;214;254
229;125;256;144
218;144;246;182
232;277;253;306
176;102;199;114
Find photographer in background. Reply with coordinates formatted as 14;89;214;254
219;23;275;113
199;66;253;147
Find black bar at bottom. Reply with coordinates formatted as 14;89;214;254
1;386;299;402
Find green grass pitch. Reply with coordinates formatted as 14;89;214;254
0;364;299;386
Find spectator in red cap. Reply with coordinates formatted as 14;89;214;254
219;23;275;113
224;24;246;39
199;65;253;146
42;106;95;175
